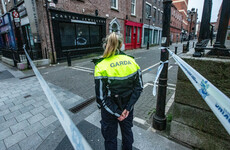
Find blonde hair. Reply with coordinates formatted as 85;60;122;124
103;32;123;58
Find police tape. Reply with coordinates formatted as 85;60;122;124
154;47;230;135
23;46;92;150
152;60;168;96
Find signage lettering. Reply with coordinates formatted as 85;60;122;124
110;60;132;68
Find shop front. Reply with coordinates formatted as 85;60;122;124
0;13;17;58
124;20;143;50
142;24;162;47
50;9;106;60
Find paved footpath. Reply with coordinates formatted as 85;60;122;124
0;42;192;150
0;63;86;150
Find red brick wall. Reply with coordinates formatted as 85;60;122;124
172;0;188;31
170;5;182;43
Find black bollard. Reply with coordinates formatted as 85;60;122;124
175;46;178;54
67;52;71;66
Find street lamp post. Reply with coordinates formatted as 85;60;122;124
152;0;172;131
147;16;152;50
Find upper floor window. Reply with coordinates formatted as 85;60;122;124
145;3;151;19
131;0;136;15
111;0;118;10
153;8;157;22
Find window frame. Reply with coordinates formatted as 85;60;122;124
131;0;136;16
145;2;152;19
111;0;118;10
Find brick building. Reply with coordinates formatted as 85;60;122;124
170;4;182;43
37;0;143;61
172;0;189;40
187;8;198;40
142;0;163;47
0;0;144;64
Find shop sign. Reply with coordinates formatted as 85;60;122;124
51;10;106;25
19;10;27;18
13;11;19;19
14;18;20;23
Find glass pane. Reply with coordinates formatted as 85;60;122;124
131;5;134;14
27;26;34;47
145;4;151;18
90;25;100;46
144;28;148;45
76;24;90;47
126;26;132;44
111;0;116;8
59;23;75;47
137;28;140;43
112;23;118;32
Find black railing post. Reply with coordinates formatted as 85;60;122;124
67;52;71;66
175;46;178;54
152;0;172;131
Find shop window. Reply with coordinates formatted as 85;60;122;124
59;23;76;48
126;26;132;44
131;0;136;15
144;28;152;45
137;27;140;43
153;30;158;44
111;0;118;10
145;3;151;19
89;25;101;46
76;24;90;47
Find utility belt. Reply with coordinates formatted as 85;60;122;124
111;94;131;111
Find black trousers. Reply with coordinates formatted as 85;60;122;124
100;108;134;150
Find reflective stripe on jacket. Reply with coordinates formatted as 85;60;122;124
93;52;143;117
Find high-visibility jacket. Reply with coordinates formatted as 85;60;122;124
93;51;143;117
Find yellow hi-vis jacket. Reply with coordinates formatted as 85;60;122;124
93;52;143;117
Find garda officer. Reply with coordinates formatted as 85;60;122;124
93;32;143;150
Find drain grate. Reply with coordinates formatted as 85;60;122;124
70;97;96;113
24;95;31;98
20;74;35;80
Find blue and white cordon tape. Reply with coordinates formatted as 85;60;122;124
153;47;230;135
23;45;92;150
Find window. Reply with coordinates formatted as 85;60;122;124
89;25;101;46
76;24;90;47
59;23;76;48
153;8;156;22
145;3;151;19
158;10;160;23
131;0;136;15
137;27;140;43
112;23;118;32
59;23;102;49
111;0;118;10
126;26;132;44
144;28;152;45
160;12;163;24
